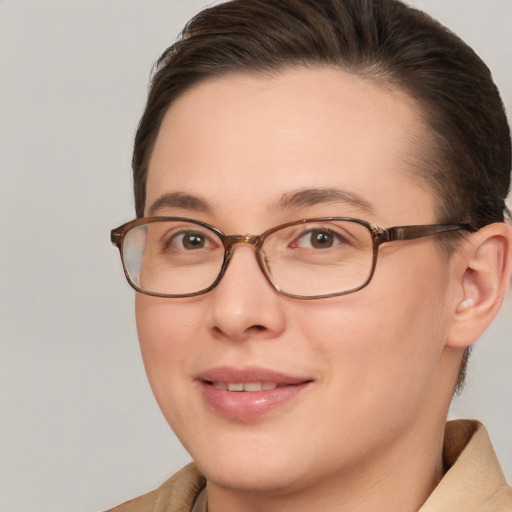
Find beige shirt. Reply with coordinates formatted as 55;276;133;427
106;420;512;512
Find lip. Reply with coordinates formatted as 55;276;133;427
196;366;313;421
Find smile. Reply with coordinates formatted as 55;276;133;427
211;382;279;391
197;366;312;420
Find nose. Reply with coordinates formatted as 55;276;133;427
207;244;286;342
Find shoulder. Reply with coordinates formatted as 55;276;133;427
105;463;205;512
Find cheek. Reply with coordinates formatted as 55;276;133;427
136;293;203;347
135;294;204;403
296;255;450;403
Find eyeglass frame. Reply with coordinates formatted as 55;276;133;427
110;216;474;300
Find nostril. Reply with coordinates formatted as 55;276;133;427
244;324;268;336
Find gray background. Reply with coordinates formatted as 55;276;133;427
0;1;510;511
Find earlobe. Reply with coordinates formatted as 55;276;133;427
446;222;512;348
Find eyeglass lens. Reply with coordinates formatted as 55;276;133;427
122;219;375;298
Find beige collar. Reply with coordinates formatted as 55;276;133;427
420;420;511;511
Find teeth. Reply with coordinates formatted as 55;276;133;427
243;382;263;392
212;382;278;392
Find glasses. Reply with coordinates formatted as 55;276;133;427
111;217;473;300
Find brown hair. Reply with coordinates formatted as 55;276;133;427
131;0;511;390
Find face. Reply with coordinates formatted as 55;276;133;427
136;68;461;496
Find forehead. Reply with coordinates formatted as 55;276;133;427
146;67;435;227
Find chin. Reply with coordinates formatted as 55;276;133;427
178;427;309;494
197;455;303;494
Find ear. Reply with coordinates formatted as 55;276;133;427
446;222;512;348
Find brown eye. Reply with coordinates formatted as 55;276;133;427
165;231;213;251
310;230;335;248
181;233;206;249
294;229;340;249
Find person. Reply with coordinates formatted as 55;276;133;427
107;0;512;510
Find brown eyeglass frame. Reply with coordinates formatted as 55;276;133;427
111;217;474;300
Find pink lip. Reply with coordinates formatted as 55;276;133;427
196;366;313;421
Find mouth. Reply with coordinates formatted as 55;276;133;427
209;381;281;392
196;367;312;420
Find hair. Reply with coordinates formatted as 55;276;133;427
131;0;511;390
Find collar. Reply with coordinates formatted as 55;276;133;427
420;419;511;511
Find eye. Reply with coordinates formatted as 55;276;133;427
165;230;215;251
180;232;207;250
294;229;342;249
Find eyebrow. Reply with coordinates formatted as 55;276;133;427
148;187;375;217
148;192;211;216
271;188;375;215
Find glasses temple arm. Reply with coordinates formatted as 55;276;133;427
380;223;474;242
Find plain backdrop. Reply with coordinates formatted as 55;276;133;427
0;1;511;511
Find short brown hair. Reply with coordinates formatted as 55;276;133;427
131;0;511;390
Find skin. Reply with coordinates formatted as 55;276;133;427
135;67;508;512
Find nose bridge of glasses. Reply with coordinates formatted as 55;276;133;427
222;234;263;251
